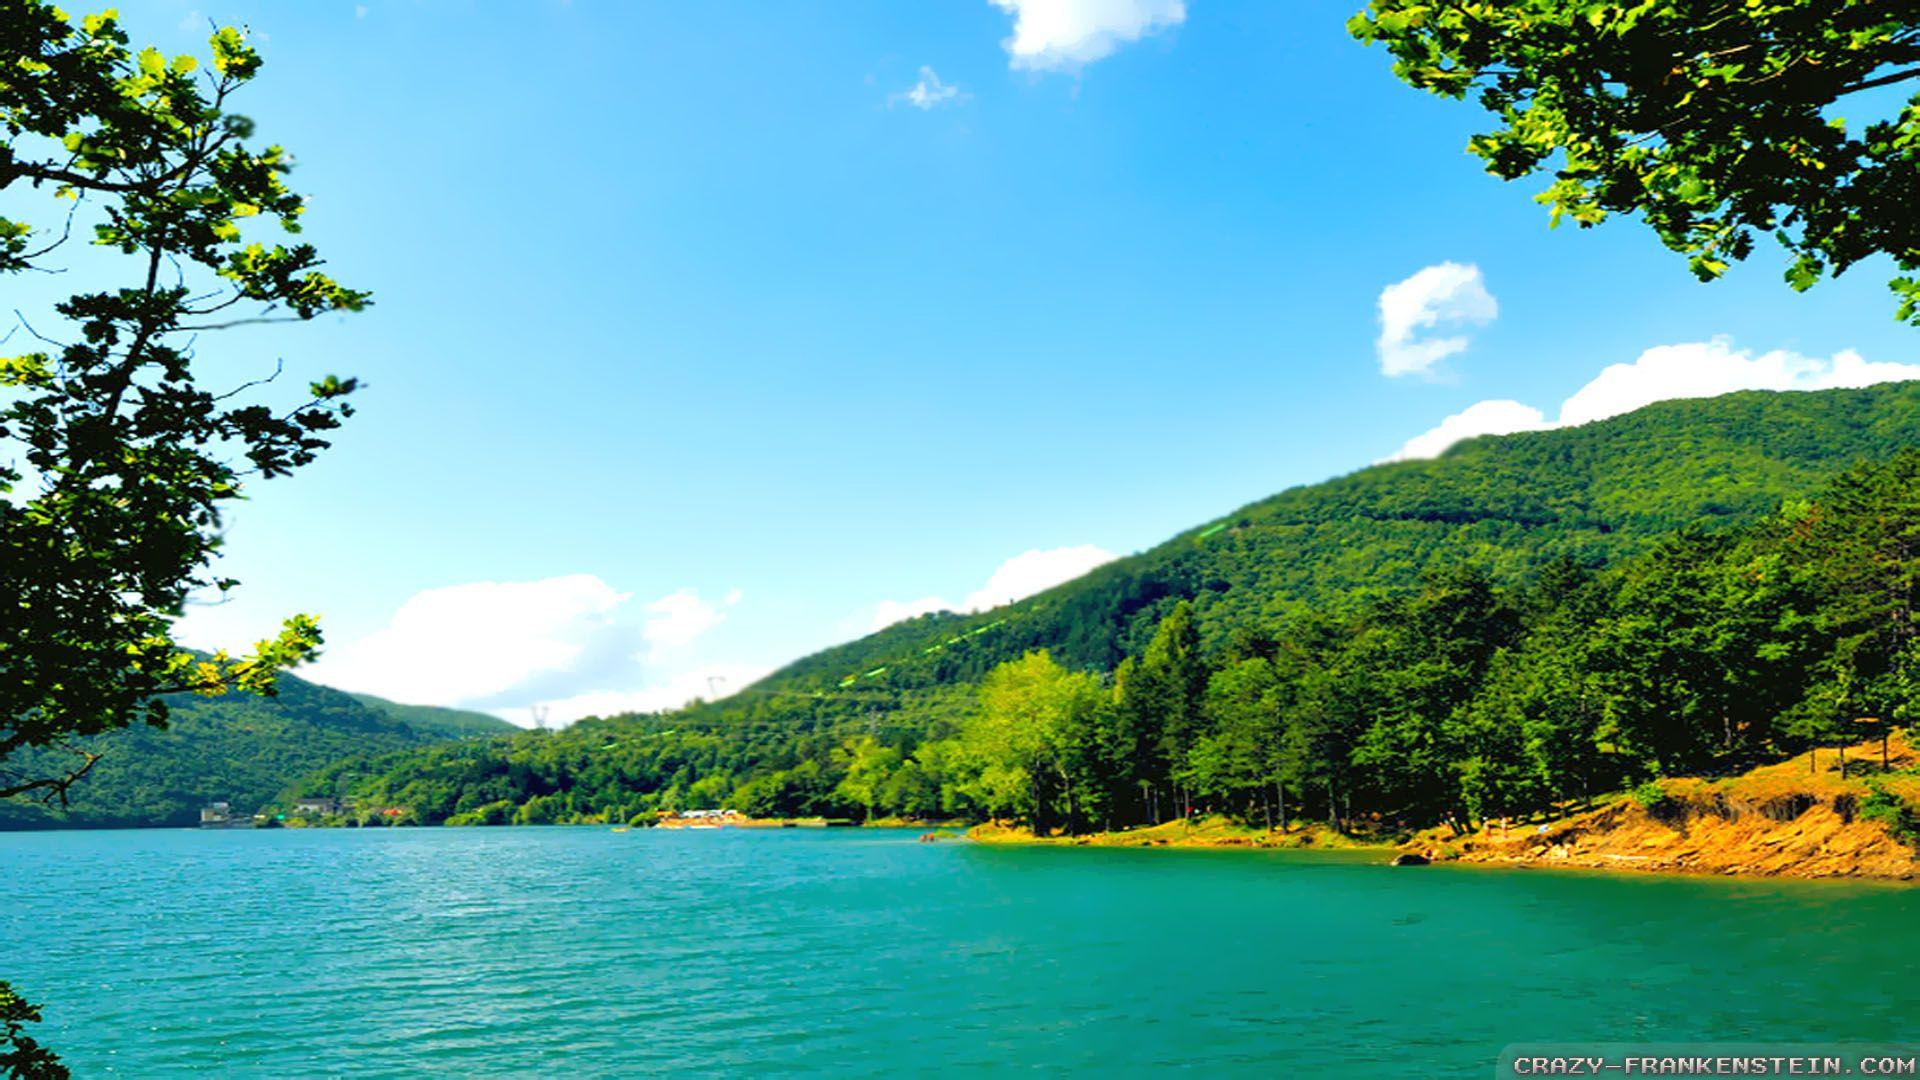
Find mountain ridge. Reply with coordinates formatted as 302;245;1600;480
289;381;1920;829
347;693;517;739
0;674;511;829
744;381;1920;698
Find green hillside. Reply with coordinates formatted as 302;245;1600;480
760;381;1920;688
296;382;1920;828
349;694;518;739
0;673;509;829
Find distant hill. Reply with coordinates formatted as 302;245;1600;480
348;693;517;739
301;381;1920;826
0;672;509;829
754;381;1920;690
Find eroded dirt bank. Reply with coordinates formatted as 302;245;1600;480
1426;736;1920;881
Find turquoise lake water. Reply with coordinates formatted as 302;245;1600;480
3;827;1918;1076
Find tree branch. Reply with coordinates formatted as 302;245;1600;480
0;745;103;804
176;315;303;332
1838;65;1920;96
212;357;284;402
0;159;178;196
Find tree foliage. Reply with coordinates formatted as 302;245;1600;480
1351;1;1920;322
749;382;1920;701
0;1;366;800
0;980;64;1080
304;437;1920;841
955;650;1110;834
0;673;510;829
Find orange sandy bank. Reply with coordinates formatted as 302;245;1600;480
968;817;1379;851
1425;734;1920;881
966;734;1920;881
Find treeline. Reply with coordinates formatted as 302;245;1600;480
0;678;502;829
307;449;1920;834
288;687;977;827
292;384;1920;832
892;450;1920;834
749;382;1920;694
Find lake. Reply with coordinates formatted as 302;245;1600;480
3;827;1917;1076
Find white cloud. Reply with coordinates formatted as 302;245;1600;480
964;544;1115;610
1376;262;1499;378
1555;340;1920;427
869;544;1118;630
179;10;203;31
870;596;952;632
533;663;774;727
642;588;727;649
302;574;630;706
989;0;1186;72
1387;338;1920;461
894;66;965;109
355;5;369;18
294;577;751;725
1383;399;1547;463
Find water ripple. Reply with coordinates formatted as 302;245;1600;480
5;828;1920;1077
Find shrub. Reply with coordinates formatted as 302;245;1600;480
1859;786;1920;844
1629;781;1675;813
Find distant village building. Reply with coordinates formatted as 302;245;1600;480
293;797;343;816
199;802;241;827
660;808;743;826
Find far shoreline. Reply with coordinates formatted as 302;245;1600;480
7;812;1916;886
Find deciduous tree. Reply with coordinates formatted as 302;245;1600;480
1352;1;1920;322
1;2;367;800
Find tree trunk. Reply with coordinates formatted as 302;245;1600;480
1276;781;1288;833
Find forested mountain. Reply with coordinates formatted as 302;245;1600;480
349;694;518;740
771;381;1920;686
297;382;1920;829
0;677;510;829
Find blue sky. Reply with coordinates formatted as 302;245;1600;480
31;0;1920;722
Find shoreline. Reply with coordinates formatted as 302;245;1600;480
957;735;1920;884
1426;737;1920;883
965;816;1391;853
652;815;968;831
962;813;1920;883
12;734;1916;885
7;808;1915;884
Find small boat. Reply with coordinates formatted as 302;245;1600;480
611;826;629;833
